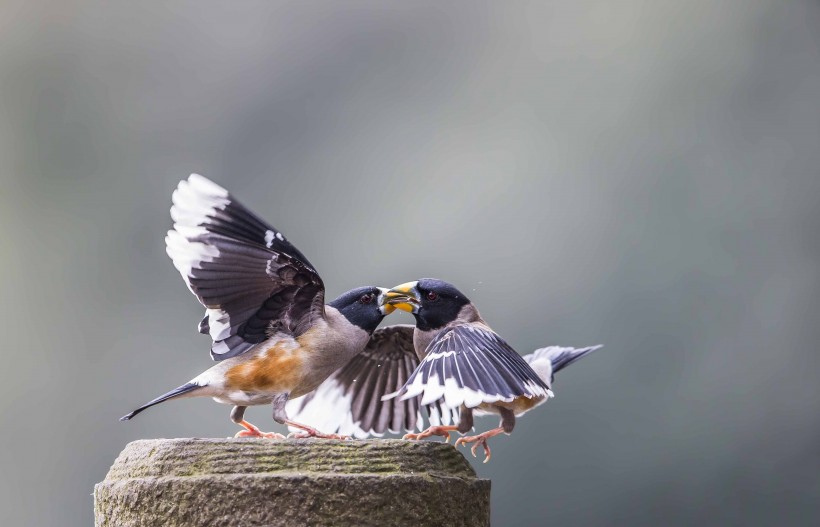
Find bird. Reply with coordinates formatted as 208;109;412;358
120;174;396;439
381;278;602;462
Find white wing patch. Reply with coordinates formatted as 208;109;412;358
165;230;220;292
286;378;370;439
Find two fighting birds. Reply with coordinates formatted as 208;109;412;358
121;174;601;462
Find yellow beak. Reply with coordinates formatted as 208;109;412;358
382;281;420;313
377;288;396;315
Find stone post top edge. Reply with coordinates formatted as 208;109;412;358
106;437;482;481
123;437;457;448
127;437;429;443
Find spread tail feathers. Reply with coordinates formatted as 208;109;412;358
523;345;603;386
547;345;603;375
119;382;202;421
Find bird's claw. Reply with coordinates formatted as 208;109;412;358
404;432;447;442
455;435;492;463
286;431;350;440
402;431;450;442
402;426;456;443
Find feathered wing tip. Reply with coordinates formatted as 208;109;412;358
425;400;460;428
119;382;202;421
171;174;229;227
168;174;316;269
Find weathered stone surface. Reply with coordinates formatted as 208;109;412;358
94;438;490;526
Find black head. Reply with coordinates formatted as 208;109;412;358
382;278;471;331
328;286;391;333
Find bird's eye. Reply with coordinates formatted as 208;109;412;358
359;293;374;304
426;291;438;301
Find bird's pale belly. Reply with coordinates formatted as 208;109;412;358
474;395;548;417
212;391;273;407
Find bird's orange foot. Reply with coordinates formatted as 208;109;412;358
455;434;492;462
234;429;285;439
235;420;285;439
454;428;506;463
403;425;459;443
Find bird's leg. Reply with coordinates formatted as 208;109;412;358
270;393;349;440
231;405;284;439
404;406;473;442
458;407;474;433
455;407;515;463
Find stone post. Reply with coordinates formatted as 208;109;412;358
94;438;490;526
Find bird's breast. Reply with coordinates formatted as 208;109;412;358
290;324;366;398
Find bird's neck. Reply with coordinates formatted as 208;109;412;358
413;304;485;358
453;303;483;325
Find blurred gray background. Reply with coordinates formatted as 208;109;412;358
1;1;819;525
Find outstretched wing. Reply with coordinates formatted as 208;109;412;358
384;323;552;409
523;345;603;386
166;174;325;360
286;325;457;438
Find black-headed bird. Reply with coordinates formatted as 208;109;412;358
120;174;396;439
381;279;601;461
